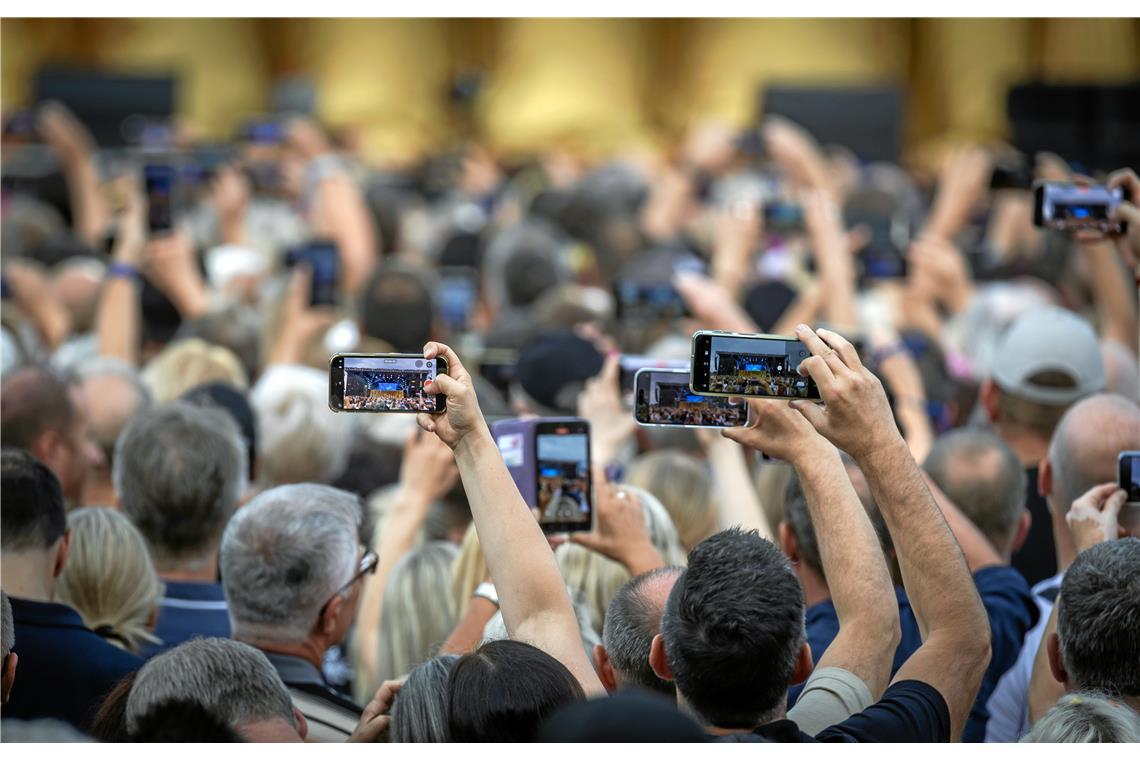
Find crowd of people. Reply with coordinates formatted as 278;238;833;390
1;96;1139;744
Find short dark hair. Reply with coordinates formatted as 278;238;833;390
447;639;585;741
1;447;67;550
0;365;77;451
130;699;242;742
1058;538;1140;698
661;528;805;729
602;568;681;697
503;248;562;307
923;428;1027;550
359;264;434;353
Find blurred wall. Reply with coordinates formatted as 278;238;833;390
3;18;1138;163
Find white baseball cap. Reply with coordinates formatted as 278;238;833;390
991;306;1105;405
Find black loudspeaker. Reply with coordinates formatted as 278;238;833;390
33;67;177;147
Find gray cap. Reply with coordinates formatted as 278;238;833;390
991;306;1105;405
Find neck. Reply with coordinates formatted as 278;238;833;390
240;636;327;672
1051;503;1079;572
0;553;56;602
157;547;220;583
796;565;831;609
995;424;1050;468
80;476;118;508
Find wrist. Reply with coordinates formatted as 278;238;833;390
454;425;495;463
621;542;665;575
854;433;911;469
106;262;142;281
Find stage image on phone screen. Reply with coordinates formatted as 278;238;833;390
144;164;175;233
1037;183;1127;234
342;356;439;412
619;356;690;406
438;270;477;332
536;432;591;527
704;334;818;398
635;369;747;428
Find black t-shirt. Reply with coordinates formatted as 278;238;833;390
1011;466;1057;587
721;680;951;743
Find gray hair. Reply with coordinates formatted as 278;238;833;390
221;483;362;644
114;401;247;569
603;567;683;696
1022;692;1140;743
390;654;458;743
924;428;1027;553
1048;394;1140;515
125;638;296;734
1;590;13;659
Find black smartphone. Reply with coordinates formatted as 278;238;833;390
618;355;690;408
990;163;1034;192
144;163;177;234
328;353;447;413
614;279;690;322
690;330;821;400
535;419;593;534
848;212;909;281
634;368;750;428
1120;451;1140;502
285;240;339;307
437;266;479;334
1033;181;1130;235
763;201;805;234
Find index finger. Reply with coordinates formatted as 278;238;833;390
816;328;864;371
1107;168;1140;198
1078;482;1126;509
794;324;836;383
423;341;466;379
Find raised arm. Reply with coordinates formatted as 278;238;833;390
789;324;991;741
724;398;899;699
95;181;147;364
701;431;774;541
37;102;109;247
418;342;604;696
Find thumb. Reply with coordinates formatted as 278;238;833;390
789;399;826;431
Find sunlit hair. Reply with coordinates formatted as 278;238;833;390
54;507;164;654
141;338;248;405
451;521;489;619
1022;693;1140;743
626;451;717;551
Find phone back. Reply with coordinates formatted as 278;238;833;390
491;418;539;507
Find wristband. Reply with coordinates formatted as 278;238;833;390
106;262;140;281
472;582;499;608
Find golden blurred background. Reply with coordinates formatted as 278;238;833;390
3;18;1139;164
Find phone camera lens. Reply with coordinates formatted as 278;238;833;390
415;360;424;368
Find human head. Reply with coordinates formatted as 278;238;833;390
0;365;102;504
375;541;459;685
141;337;249;405
625;451;717;551
482;220;569;314
359;263;435;353
512;331;604;414
390;654;458;743
75;358;152;504
923;428;1029;557
180;382;259;483
598;567;682;696
125;637;305;741
655;528;810;729
129;699;243;742
447;639;585;741
176;305;262;385
1;448;71;602
1;589;16;704
221;484;363;647
981;306;1105;440
114;402;247;573
1022;692;1140;743
1049;539;1140;702
53;507;164;654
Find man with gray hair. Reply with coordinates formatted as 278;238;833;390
986;393;1140;742
115;401;248;657
596;567;682;698
221;483;372;742
75;357;152;507
125;637;306;742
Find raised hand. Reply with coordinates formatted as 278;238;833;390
569;480;663;575
399;426;460;504
722;395;832;466
418;342;487;451
577;353;636;467
1067;483;1128;553
347;677;405;743
266;267;337;366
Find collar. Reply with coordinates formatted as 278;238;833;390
262;650;327;689
161;580;227;601
8;596;90;631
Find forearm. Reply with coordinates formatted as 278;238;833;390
708;437;773;541
95;278;139;365
439;596;499;655
1082;239;1139;353
318;177;376;297
773;282;823;336
60;151;108;246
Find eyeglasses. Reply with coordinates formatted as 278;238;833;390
318;548;378;619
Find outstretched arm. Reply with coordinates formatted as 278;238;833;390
725;398;899;699
789;324;991;741
418;342;604;696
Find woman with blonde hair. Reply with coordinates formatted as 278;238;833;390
141;337;249;404
625;450;717;551
53;507;164;654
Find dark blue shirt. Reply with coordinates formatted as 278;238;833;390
6;597;143;731
140;580;231;659
791;565;1037;741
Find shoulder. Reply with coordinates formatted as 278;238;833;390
814;680;950;743
288;683;362;742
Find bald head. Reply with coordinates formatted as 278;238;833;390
1048;394;1140;515
601;567;683;696
78;361;152;470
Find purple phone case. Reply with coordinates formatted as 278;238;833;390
491;418;539;507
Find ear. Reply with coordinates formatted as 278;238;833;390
1011;510;1032;554
319;594;343;639
1039;456;1053;503
1;653;17;705
594;644;618;693
52;530;73;579
980;379;1000;424
293;707;308;741
790;642;814;687
778;521;800;563
649;634;673;682
1047;632;1069;687
31;430;63;471
145;605;159;631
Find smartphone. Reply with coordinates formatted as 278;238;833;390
285;240;339;307
990;163;1034;192
614;279;689;322
1033;182;1130;235
144;163;177;234
1120;451;1140;502
849;213;909;281
239;118;284;145
437;266;479;334
690;330;821;400
634;368;749;428
618;355;690;408
763;201;805;234
492;417;593;534
328;353;447;413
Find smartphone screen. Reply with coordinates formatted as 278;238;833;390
535;420;592;534
634;368;749;428
763;201;805;233
1120;451;1140;502
286;240;339;307
1034;182;1130;234
329;354;446;413
438;266;479;334
618;355;690;407
691;331;821;400
144;163;177;234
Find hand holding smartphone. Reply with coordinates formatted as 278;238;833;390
286;240;340;307
1033;181;1131;235
492;417;594;534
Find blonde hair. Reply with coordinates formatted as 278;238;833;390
626;451;717;551
374;542;459;688
141;338;249;404
754;461;794;534
54;507;164;654
555;485;687;633
451;521;488;619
